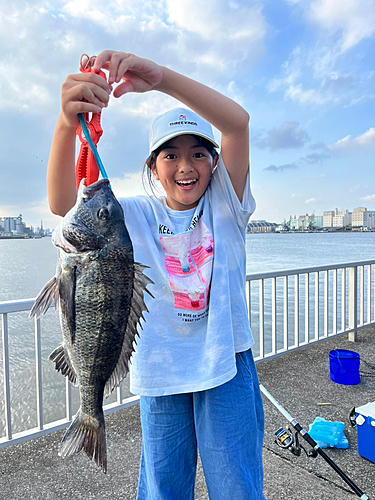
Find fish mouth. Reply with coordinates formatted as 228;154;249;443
79;178;111;201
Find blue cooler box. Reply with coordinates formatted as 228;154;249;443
356;402;375;463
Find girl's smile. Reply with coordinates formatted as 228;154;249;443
152;135;217;211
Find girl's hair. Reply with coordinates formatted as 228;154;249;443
142;134;219;196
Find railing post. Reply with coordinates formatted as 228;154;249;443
246;280;251;328
1;313;12;440
304;273;309;343
360;266;364;326
332;269;337;334
66;378;72;421
314;271;319;340
294;274;299;347
283;276;288;350
367;265;371;324
341;268;346;331
271;277;277;354
259;279;264;358
324;270;329;337
34;317;43;430
117;382;123;404
348;266;358;341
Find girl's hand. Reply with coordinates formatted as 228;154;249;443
93;50;164;98
60;72;112;129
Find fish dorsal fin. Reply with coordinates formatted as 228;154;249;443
29;276;59;319
104;263;154;398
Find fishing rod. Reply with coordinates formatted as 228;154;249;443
260;384;370;500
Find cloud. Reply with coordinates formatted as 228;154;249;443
305;174;326;179
305;198;316;203
285;72;355;105
59;0;268;79
253;121;309;151
309;0;375;52
360;194;375;201
267;28;373;108
328;127;375;149
263;164;298;172
0;0;267;117
111;171;148;198
301;142;333;163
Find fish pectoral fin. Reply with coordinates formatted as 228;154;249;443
29;276;59;319
59;265;77;345
104;263;154;398
49;344;78;386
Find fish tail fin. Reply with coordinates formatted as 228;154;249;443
59;409;107;473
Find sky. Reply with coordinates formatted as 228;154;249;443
0;0;374;230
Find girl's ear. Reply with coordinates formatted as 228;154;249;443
150;163;160;181
212;155;219;171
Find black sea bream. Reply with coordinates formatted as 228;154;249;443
30;178;153;472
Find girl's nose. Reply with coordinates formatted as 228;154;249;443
178;157;193;172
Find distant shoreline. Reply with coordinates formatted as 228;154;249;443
246;230;375;235
0;235;47;240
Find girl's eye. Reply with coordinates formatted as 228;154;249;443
193;152;205;158
165;153;177;160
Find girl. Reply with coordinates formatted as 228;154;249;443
47;50;264;500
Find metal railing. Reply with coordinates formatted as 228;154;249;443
1;259;375;448
246;260;375;362
0;299;139;449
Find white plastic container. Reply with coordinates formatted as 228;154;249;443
355;402;375;463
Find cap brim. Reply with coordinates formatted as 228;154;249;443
150;131;219;153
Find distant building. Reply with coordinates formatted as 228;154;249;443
323;210;335;228
368;211;375;229
333;209;351;228
0;215;24;234
288;214;321;230
246;220;278;233
0;215;30;235
352;207;367;228
297;213;315;230
314;216;323;228
289;216;298;230
352;207;375;229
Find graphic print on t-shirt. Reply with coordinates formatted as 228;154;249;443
160;218;214;311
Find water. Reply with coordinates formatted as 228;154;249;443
0;233;375;437
245;232;375;274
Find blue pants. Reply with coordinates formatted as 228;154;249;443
137;349;264;500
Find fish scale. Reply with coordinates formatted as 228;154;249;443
30;178;153;472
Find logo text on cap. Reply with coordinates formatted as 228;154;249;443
169;121;197;127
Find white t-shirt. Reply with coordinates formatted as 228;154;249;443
119;156;255;396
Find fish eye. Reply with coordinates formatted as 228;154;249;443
98;208;109;220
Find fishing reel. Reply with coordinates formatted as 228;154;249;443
275;427;317;458
348;407;357;427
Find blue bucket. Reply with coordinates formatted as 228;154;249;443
329;349;360;385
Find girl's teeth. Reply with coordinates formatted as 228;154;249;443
176;180;197;185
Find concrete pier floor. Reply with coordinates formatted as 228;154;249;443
2;326;375;499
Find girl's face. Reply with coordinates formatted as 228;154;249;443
151;135;217;211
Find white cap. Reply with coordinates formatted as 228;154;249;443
149;107;219;153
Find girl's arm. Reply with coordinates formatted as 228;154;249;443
157;68;249;202
47;72;112;216
93;51;250;201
